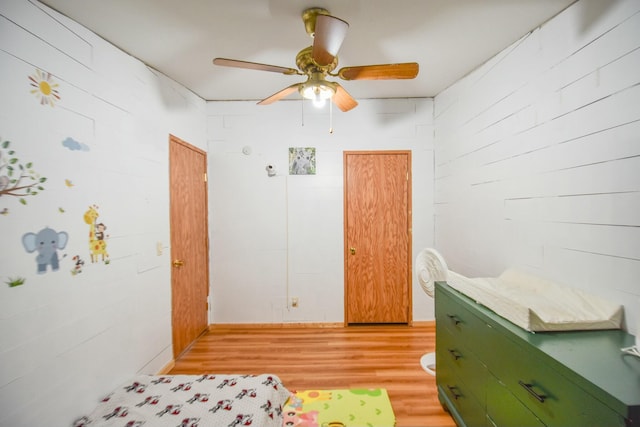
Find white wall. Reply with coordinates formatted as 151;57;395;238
206;99;435;324
434;0;640;334
0;1;206;426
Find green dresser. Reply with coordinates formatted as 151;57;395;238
435;281;640;427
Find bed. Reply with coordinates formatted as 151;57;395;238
446;268;623;332
72;373;291;427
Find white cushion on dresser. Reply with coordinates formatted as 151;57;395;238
446;269;623;332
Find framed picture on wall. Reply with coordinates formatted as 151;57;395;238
289;147;316;175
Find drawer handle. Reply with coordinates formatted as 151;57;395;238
519;381;546;403
446;314;461;325
447;385;462;400
447;348;462;360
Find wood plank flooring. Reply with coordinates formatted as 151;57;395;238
169;322;455;427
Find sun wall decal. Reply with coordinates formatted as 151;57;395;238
29;69;60;106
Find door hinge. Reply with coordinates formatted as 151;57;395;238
204;172;208;182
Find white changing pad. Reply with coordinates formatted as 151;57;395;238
446;269;623;332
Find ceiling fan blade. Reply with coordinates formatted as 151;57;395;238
257;83;301;105
213;58;299;75
337;62;419;80
312;14;349;66
332;83;358;112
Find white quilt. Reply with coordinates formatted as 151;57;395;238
73;374;291;427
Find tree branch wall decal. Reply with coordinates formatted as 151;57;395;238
0;138;47;204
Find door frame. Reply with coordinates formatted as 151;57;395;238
343;150;413;325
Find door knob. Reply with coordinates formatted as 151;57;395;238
172;259;184;267
350;247;356;255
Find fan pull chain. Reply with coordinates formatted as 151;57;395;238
301;98;305;126
329;100;334;133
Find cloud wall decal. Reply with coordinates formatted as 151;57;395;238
62;137;90;151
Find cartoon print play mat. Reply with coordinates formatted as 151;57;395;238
283;388;395;427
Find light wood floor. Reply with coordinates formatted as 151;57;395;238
169;322;455;427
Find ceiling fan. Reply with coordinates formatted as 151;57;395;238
213;7;419;112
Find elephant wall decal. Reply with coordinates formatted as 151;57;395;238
22;226;69;274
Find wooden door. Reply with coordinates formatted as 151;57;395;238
169;135;209;358
344;151;412;324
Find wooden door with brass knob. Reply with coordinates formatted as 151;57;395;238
169;135;209;358
344;151;412;324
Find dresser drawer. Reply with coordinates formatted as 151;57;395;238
436;287;491;353
437;326;487;404
488;332;625;427
486;373;546;427
438;365;487;427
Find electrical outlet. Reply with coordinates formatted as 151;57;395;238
291;297;299;308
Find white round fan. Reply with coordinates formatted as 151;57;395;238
415;248;449;298
415;248;449;375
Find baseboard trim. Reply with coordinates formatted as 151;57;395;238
156;359;175;375
209;322;344;330
209;320;434;330
412;320;436;327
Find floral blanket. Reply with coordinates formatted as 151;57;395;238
73;374;291;427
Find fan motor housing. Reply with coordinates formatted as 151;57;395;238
296;46;337;74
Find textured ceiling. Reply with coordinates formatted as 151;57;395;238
40;0;576;101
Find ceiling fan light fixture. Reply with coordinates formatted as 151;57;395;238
302;83;334;108
300;74;336;108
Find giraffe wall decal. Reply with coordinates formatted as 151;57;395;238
83;205;109;263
